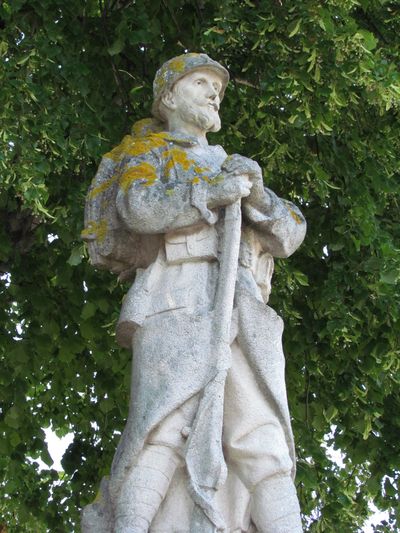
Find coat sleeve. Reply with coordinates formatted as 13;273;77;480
242;187;306;258
116;154;215;234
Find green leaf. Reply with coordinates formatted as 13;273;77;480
323;405;338;423
16;50;34;65
380;270;398;284
67;245;84;266
294;271;309;286
108;38;125;56
288;19;301;38
356;30;378;51
99;397;114;414
5;406;20;429
330;243;344;251
58;344;75;363
81;302;97;320
41;448;54;468
9;431;21;447
0;40;8;56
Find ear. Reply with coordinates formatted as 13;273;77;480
161;90;177;111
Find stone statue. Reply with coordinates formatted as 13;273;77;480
81;53;306;533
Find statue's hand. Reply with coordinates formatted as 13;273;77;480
207;172;252;209
222;154;262;179
222;154;265;204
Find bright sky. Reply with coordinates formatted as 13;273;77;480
32;427;74;472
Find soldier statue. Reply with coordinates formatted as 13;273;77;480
82;53;306;533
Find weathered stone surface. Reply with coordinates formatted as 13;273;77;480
82;53;306;532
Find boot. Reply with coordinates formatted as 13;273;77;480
114;444;180;533
251;475;302;533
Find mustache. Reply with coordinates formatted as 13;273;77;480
178;101;221;132
186;101;219;112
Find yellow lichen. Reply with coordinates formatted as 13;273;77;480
288;207;302;224
164;158;175;176
162;148;195;171
88;174;118;199
193;165;209;174
193;166;211;182
81;219;108;243
191;173;211;184
104;131;202;166
131;118;160;137
168;57;186;73
104;134;168;162
120;162;158;191
151;132;180;143
126;135;167;156
104;135;134;162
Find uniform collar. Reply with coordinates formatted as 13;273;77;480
150;131;202;146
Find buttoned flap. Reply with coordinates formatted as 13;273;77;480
165;224;218;265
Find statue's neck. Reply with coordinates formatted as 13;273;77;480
166;120;208;147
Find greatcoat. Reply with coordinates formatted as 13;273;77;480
82;129;306;532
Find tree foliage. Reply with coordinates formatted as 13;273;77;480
1;0;399;531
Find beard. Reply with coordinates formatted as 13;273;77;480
177;100;221;133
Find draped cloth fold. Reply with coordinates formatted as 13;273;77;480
185;201;242;532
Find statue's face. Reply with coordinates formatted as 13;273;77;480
168;68;223;133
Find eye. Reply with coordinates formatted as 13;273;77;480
196;78;205;85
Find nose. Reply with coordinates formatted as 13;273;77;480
208;86;220;106
206;81;219;99
209;88;218;100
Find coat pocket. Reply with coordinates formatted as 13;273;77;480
165;224;218;265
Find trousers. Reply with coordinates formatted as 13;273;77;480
148;340;293;491
114;338;302;532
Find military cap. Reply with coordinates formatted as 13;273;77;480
152;52;229;121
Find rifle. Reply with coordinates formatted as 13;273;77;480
185;198;243;532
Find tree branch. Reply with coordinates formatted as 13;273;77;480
161;0;182;35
